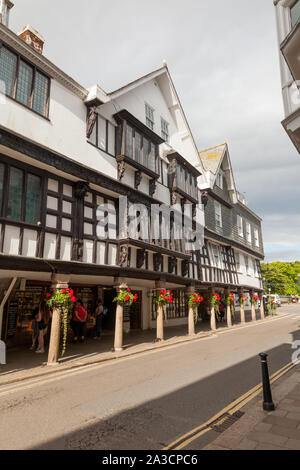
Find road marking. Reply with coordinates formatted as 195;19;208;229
163;361;295;450
0;312;294;397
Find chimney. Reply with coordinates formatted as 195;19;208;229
17;25;45;54
0;0;14;28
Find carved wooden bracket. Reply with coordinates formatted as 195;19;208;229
149;178;157;197
170;191;177;205
118;161;126;181
153;253;163;272
181;260;189;277
136;249;146;269
74;181;90;199
201;191;209;208
119;244;129;267
86;106;98;139
134;170;142;190
168;256;177;274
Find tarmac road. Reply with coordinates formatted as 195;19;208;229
0;305;299;450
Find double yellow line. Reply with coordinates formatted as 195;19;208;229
163;361;295;450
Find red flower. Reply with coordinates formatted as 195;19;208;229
46;293;51;298
71;296;77;303
125;295;130;301
127;288;131;292
69;289;74;296
62;289;66;294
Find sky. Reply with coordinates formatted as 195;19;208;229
9;0;300;263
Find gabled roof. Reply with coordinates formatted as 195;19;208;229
198;142;227;175
104;63;206;177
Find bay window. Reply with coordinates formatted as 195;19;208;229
0;44;50;117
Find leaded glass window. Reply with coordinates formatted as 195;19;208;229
7;167;23;220
32;71;48;116
0;45;50;116
0;47;17;97
135;132;141;163
25;174;41;224
16;60;33;107
149;143;156;172
145;104;154;130
125;125;133;159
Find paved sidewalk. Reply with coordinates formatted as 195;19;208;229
204;364;300;450
0;309;292;387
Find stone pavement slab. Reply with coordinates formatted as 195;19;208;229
204;366;300;450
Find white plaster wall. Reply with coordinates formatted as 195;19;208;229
0;80;117;177
274;0;300;117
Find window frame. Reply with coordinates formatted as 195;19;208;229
215;201;222;228
145;103;155;130
161;117;169;142
237;215;244;237
246;221;252;243
0;43;50;118
216;172;223;190
87;113;115;157
254;228;260;247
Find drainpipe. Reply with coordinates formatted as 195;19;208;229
0;277;18;364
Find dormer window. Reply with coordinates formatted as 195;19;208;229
168;152;200;202
114;110;163;180
145;103;154;130
161;118;169;142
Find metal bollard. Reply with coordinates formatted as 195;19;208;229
259;352;275;411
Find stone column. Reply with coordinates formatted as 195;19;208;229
113;277;128;352
225;289;232;328
186;286;196;336
238;288;246;324
209;288;217;331
259;292;265;320
47;273;70;366
155;281;166;341
250;290;257;322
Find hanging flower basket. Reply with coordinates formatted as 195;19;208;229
251;294;259;305
113;288;138;305
210;293;221;316
238;294;246;306
188;293;204;323
153;290;174;320
46;288;77;357
226;292;235;318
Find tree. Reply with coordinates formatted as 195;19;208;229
261;262;300;295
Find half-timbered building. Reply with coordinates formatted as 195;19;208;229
0;5;264;351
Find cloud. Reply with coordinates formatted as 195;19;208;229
9;0;300;263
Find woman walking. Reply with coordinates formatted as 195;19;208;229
36;300;50;354
71;299;87;343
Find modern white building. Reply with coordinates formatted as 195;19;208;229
274;0;300;153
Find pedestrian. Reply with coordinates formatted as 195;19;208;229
93;299;104;340
71;299;87;343
218;301;225;322
29;306;39;350
35;300;50;354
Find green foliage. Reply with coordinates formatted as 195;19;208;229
261;262;300;295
